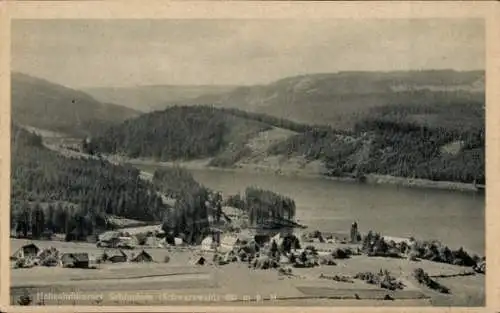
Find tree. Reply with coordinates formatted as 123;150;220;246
55;207;69;234
46;203;55;232
270;239;279;258
32;202;45;239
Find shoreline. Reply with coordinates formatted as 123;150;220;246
42;138;482;194
118;156;482;193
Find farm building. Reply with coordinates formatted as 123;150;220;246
36;247;61;264
61;253;97;268
219;231;255;252
221;206;244;219
116;237;137;249
130;250;154;263
98;232;137;249
103;249;128;263
61;253;75;267
174;237;184;246
201;236;217;251
144;236;164;248
191;256;206;265
97;231;120;247
11;243;40;260
219;234;238;252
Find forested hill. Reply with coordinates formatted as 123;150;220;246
86;105;278;161
164;70;484;129
269;100;485;184
88;102;484;185
10;123;170;240
11;72;141;137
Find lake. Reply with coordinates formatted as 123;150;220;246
139;165;485;255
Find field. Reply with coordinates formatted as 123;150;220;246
10;239;484;306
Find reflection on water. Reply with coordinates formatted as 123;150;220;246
138;165;485;255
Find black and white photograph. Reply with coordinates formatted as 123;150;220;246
8;15;487;307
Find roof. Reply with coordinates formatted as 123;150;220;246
104;249;127;258
131;250;153;261
237;230;253;241
208;227;224;233
22;243;40;250
99;231;119;242
62;252;90;262
222;206;244;217
201;236;214;245
36;247;60;259
72;253;90;262
145;236;163;247
221;234;238;246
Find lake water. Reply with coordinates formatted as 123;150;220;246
138;165;485;255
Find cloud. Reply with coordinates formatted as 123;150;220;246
12;19;484;87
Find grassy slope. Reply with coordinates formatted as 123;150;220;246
12;72;141;137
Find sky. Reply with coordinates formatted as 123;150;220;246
11;19;484;88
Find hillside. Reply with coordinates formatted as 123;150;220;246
86;105;276;165
83;85;237;112
167;70;484;129
268;115;484;184
87;103;484;185
11;72;141;137
10;123;170;240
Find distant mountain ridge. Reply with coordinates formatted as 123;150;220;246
178;70;485;128
11;72;141;137
83;70;484;129
83;84;238;112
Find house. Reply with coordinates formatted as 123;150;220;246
61;253;76;267
219;231;254;252
61;253;96;268
191;256;206;265
40;230;54;240
116;241;136;250
97;232;137;249
130;250;154;263
36;247;60;261
145;236;164;248
97;231;119;247
201;236;217;251
219;234;238;252
236;230;254;244
11;243;40;260
103;249;128;263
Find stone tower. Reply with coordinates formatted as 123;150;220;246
350;221;358;243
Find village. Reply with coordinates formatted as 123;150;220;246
10;204;486;306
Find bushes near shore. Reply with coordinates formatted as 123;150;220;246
362;231;480;267
362;231;404;258
244;187;297;225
